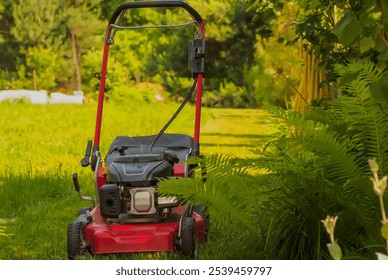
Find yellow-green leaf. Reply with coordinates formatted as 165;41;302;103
334;12;362;47
359;37;375;54
359;4;381;27
327;241;342;260
310;0;320;10
334;12;353;37
370;73;388;103
381;222;388;240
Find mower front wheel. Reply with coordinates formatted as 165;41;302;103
67;221;87;260
179;217;197;258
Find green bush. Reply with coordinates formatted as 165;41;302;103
109;83;169;104
202;81;247;108
12;46;64;90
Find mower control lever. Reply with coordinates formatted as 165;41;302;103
81;140;92;167
188;39;205;76
72;173;95;207
162;151;179;165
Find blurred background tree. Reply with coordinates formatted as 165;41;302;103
1;0;302;108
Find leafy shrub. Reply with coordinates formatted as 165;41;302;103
202;81;247;108
12;46;64;90
108;83;170;104
159;60;388;259
253;60;388;259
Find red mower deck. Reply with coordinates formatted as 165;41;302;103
84;207;205;254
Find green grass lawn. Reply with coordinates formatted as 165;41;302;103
201;108;278;158
0;102;278;259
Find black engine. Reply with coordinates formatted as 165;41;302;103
98;134;194;223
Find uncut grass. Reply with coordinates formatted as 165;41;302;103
0;101;203;173
0;173;85;259
0;102;277;259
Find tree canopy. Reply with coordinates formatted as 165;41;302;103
0;0;303;108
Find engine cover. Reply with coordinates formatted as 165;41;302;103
106;154;173;186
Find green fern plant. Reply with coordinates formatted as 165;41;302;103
159;155;260;233
257;60;388;259
159;60;388;259
158;154;269;259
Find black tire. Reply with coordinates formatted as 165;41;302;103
180;217;197;258
194;204;210;242
67;221;86;260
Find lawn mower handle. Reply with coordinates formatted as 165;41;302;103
110;1;203;25
93;1;205;157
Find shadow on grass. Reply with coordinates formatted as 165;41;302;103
202;132;273;139
201;143;259;148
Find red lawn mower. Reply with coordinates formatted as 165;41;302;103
67;1;208;259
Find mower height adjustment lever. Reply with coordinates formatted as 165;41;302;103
72;173;95;207
81;140;92;167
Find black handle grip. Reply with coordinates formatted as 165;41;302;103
90;146;100;172
81;140;92;167
72;173;80;192
110;1;203;24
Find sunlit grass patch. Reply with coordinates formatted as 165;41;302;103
201;108;278;157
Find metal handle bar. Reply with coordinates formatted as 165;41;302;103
110;21;196;30
110;1;203;25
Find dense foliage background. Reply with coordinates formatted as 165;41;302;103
0;0;303;108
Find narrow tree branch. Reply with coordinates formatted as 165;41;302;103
280;72;309;105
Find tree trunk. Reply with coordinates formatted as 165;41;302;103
33;69;37;90
136;71;141;84
71;31;82;91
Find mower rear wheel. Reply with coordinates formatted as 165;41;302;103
194;204;210;242
180;217;197;258
67;221;87;260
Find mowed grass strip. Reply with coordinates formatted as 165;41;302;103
200;108;278;157
0;102;278;259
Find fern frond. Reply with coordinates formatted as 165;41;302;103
158;154;260;233
333;60;388;175
335;60;383;97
